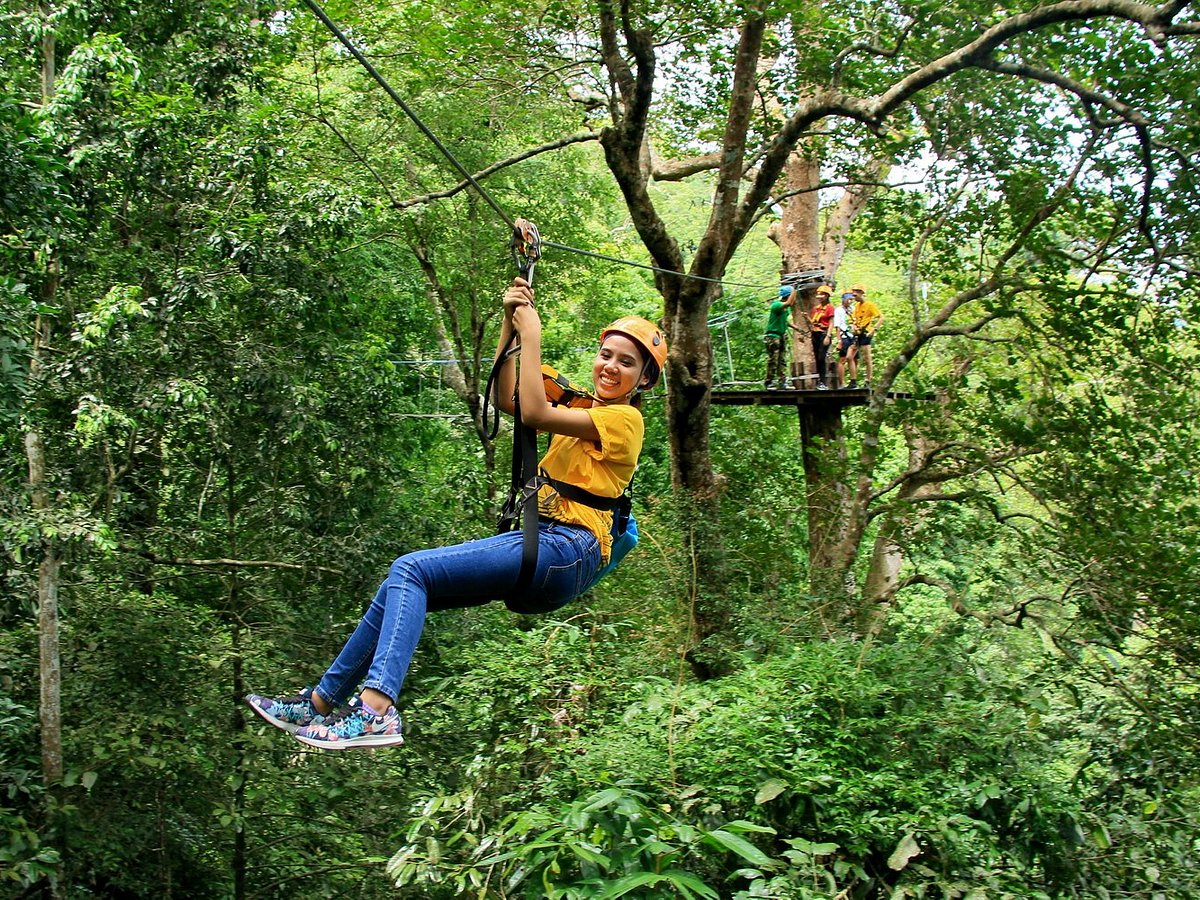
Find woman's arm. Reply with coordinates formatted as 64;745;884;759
510;300;602;442
492;279;530;416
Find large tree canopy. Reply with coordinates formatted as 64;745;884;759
468;0;1200;642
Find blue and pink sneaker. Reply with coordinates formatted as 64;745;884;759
244;687;330;734
293;697;404;750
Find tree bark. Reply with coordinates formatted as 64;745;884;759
27;422;63;790
774;143;888;614
799;405;857;629
31;17;66;895
596;6;771;671
773;148;822;379
820;157;890;286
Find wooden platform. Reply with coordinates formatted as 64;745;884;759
710;384;925;409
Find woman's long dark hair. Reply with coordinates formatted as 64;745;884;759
630;359;660;409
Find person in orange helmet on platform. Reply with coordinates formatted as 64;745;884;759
806;285;835;389
246;278;665;750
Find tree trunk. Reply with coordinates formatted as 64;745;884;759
773;142;896;621
779;150;858;621
32;17;66;895
773;148;822;380
776;150;822;272
799;405;857;629
666;279;735;676
27;426;63;781
662;281;719;498
595;7;756;670
28;325;65;900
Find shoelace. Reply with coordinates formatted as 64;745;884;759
318;697;370;729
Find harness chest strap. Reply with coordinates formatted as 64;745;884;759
535;471;630;514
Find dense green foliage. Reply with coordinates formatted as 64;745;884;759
1;0;1198;897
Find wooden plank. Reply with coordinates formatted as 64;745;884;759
709;386;926;408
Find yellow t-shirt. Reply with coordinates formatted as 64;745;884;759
536;403;644;562
850;299;882;332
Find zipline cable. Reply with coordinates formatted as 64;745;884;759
540;239;777;291
298;0;515;231
298;0;790;295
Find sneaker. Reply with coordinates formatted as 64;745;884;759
245;687;330;734
817;382;829;390
849;380;858;389
293;697;404;750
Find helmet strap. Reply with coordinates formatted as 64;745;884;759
630;357;653;397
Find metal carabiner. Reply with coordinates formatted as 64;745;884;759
510;217;542;287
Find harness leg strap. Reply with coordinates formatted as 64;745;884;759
509;414;541;596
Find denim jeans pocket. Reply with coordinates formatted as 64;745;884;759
540;557;586;599
504;526;599;615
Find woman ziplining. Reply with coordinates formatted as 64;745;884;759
245;273;667;750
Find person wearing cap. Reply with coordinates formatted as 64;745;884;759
806;285;835;389
246;277;665;750
763;284;797;389
828;290;858;388
849;283;884;387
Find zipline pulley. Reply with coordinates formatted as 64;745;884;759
510;217;542;287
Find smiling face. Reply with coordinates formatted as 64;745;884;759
592;333;648;403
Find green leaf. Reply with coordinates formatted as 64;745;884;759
722;820;777;835
598;871;667;898
703;829;777;868
581;788;626;812
568;843;611;868
661;869;719;899
887;832;921;871
788;837;840;856
754;778;788;804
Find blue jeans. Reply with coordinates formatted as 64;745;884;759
314;521;601;707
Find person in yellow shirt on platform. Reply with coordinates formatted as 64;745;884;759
849;283;884;388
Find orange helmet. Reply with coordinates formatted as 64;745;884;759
816;284;833;295
851;282;867;293
600;316;668;388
